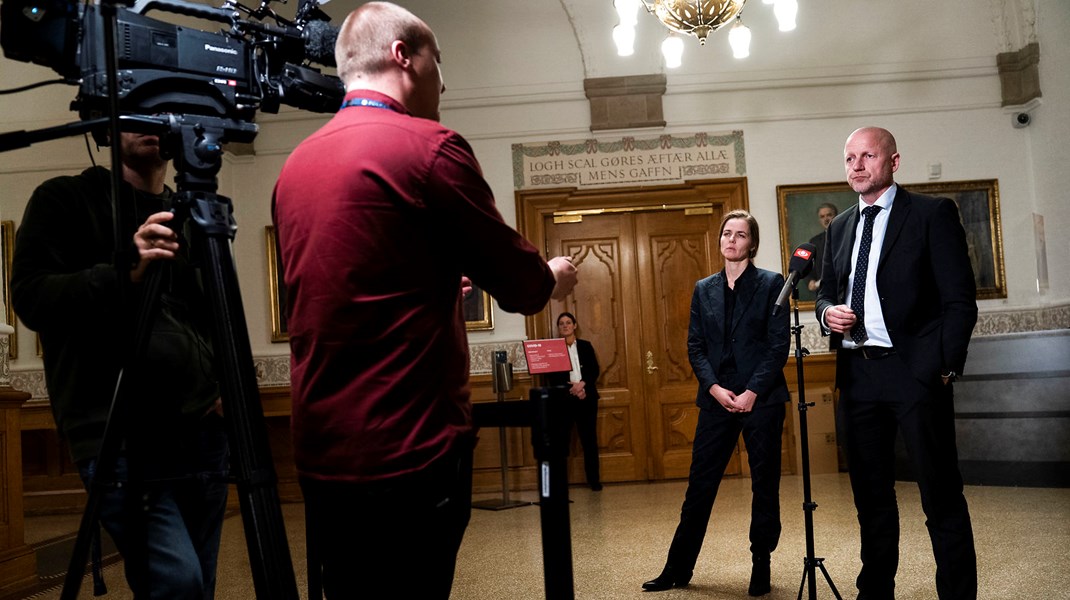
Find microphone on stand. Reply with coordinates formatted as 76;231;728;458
773;242;816;316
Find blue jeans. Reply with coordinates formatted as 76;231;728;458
79;414;229;600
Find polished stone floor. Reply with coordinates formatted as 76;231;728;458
23;473;1070;599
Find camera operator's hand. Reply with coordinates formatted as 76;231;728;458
131;211;179;282
548;256;577;300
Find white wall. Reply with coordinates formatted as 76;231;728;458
0;0;1066;372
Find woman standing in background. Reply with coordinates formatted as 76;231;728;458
546;312;602;491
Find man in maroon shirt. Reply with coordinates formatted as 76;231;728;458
272;2;577;597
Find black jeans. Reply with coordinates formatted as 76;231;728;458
301;439;475;600
666;400;786;574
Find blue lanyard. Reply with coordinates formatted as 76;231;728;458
339;97;396;111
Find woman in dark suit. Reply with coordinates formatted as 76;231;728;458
643;210;790;597
545;312;602;491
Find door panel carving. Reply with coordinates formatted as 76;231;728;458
516;179;760;483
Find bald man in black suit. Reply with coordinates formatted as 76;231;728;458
815;127;978;600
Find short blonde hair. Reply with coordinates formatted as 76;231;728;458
335;2;434;86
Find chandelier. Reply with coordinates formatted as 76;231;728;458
614;0;799;68
649;0;746;45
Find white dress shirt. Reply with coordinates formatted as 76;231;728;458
566;341;582;383
842;184;896;349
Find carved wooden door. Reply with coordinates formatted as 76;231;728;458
522;179;749;483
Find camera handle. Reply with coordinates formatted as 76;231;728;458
61;117;298;600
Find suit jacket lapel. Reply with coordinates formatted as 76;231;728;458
878;186;911;268
707;272;726;337
834;208;859;297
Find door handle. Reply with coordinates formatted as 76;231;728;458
646;351;659;375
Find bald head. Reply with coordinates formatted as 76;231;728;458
844;127;900;203
846;127;897;156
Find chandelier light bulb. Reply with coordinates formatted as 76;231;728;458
615;0;640;26
662;34;684;68
613;24;637;56
774;0;798;32
728;17;751;59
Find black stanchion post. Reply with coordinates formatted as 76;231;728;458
473;351;533;511
530;386;575;600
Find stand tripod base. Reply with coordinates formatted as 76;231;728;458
797;556;843;600
472;498;534;511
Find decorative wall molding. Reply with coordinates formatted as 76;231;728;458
10;302;1068;400
511;131;744;190
997;42;1042;106
799;301;1070;355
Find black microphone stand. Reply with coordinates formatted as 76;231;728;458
790;286;843;600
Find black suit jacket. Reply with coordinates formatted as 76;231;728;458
544;338;600;402
688;265;790;411
814;186;978;387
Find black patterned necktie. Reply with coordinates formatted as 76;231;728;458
849;205;882;344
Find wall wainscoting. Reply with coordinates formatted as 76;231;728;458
8;301;1068;398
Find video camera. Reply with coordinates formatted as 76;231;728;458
0;0;343;125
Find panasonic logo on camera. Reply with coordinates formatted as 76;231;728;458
216;66;238;74
204;43;238;56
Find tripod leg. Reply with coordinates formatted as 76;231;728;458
797;559;809;600
817;560;844;600
190;193;299;600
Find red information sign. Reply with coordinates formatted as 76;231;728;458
522;338;572;374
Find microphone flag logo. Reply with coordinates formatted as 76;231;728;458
793;247;813;260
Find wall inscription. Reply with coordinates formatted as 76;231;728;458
512;131;746;190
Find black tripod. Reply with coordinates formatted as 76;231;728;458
60;114;299;599
789;286;843;600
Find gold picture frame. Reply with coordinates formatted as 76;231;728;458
1;221;15;360
907;179;1006;300
775;182;858;311
776;179;1007;307
265;225;287;343
464;284;494;332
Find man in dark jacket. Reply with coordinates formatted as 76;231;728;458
12;131;228;599
816;126;977;600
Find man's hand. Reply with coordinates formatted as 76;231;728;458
548;256;578;300
824;304;858;335
460;275;473;298
569;381;585;398
131;211;179;282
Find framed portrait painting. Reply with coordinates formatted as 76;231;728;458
776;179;1006;308
775;182;858;309
1;220;15;359
907;179;1005;300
